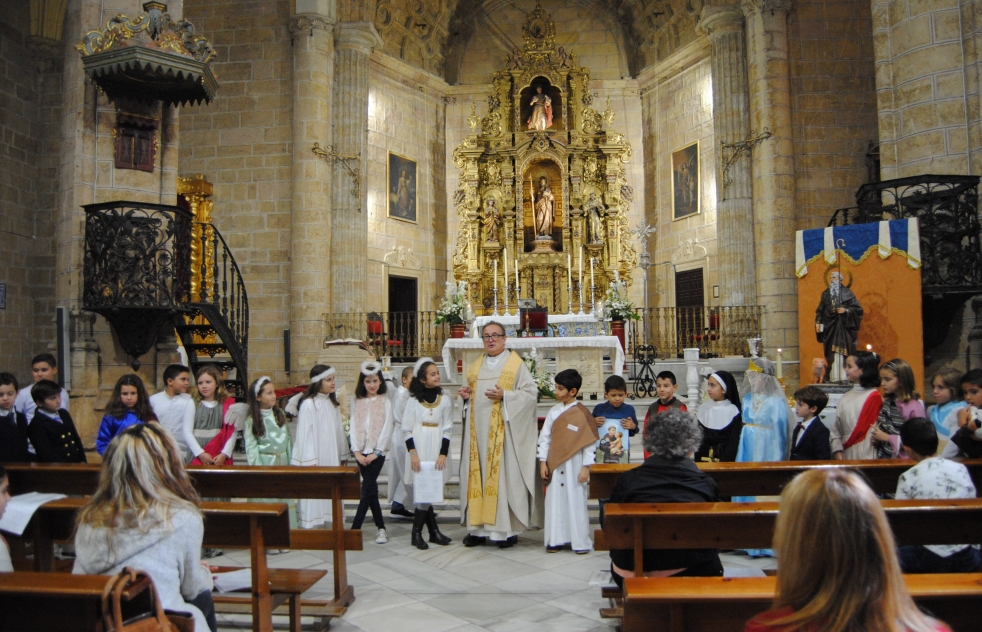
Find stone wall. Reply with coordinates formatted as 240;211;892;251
180;0;295;384
640;59;718;309
366;55;450;313
454;0;629;86
0;4;57;385
872;0;976;177
789;0;879;230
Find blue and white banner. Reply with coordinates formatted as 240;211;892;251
795;218;921;278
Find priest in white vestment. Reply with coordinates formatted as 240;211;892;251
459;322;543;547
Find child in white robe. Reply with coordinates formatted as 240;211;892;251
386;366;414;518
537;369;599;554
402;358;454;549
292;365;349;529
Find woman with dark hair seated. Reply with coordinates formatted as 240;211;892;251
608;407;724;587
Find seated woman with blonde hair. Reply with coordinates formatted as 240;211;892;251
745;469;949;632
72;423;216;632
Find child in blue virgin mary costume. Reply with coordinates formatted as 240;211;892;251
734;359;794;557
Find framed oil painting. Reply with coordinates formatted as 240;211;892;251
388;152;417;223
672;141;699;220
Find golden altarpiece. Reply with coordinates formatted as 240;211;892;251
451;4;637;316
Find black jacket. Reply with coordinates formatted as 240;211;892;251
0;410;32;462
608;456;721;572
790;419;832;461
28;409;86;463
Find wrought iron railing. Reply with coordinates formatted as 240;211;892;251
628;306;763;359
324;311;450;361
83;201;192;309
828;175;982;294
192;223;249;361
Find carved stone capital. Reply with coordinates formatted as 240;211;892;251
336;21;383;54
741;0;792;17
289;14;334;38
698;5;745;38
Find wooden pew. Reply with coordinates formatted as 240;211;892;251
600;499;982;566
589;459;982;500
621;574;982;632
0;571;119;631
3;463;361;626
13;497;321;632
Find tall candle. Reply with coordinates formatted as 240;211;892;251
776;348;783;379
494;260;498;290
579;249;583;277
504;247;509;287
567;254;573;288
516;263;521;298
590;257;595;289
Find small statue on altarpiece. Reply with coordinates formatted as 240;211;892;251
527;86;553;131
483;198;501;243
532;176;555;237
584;192;606;244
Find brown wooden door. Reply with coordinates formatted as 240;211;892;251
675;269;704;357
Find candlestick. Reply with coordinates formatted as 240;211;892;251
776;348;783;379
578;280;586;315
492;286;499;316
567;284;574;315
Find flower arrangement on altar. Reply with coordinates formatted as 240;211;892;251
523;348;555;400
435;280;469;325
602;280;640;321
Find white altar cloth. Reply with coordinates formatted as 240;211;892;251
442;336;625;383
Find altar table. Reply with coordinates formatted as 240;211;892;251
441;336;625;398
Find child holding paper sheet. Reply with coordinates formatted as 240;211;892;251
403;357;454;550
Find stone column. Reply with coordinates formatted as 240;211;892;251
742;0;798;377
289;6;336;373
699;4;756;307
330;22;381;314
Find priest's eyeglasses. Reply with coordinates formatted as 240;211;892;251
482;333;504;341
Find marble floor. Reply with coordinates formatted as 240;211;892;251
214;517;778;632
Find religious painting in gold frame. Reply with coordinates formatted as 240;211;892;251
387;151;417;223
671;141;700;220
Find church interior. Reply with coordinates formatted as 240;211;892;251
3;0;982;630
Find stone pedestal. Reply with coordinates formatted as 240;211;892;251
289;11;336;373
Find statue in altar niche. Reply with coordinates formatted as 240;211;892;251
532;176;555;237
527;86;553;131
816;269;864;382
584;192;606;244
483;198;501;243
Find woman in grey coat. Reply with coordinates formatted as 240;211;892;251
73;423;215;632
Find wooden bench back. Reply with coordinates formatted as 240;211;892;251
0;572;115;631
590;459;982;499
4;463;363;499
602;499;982;571
621;574;982;632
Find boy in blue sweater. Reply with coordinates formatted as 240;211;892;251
592;376;637;463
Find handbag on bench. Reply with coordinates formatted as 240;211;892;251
101;567;196;632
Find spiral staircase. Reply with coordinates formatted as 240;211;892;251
81;183;249;395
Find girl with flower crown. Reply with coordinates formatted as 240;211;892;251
292;364;349;529
349;360;395;544
402;357;454;550
244;375;297;528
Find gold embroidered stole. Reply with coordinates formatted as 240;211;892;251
466;351;523;526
